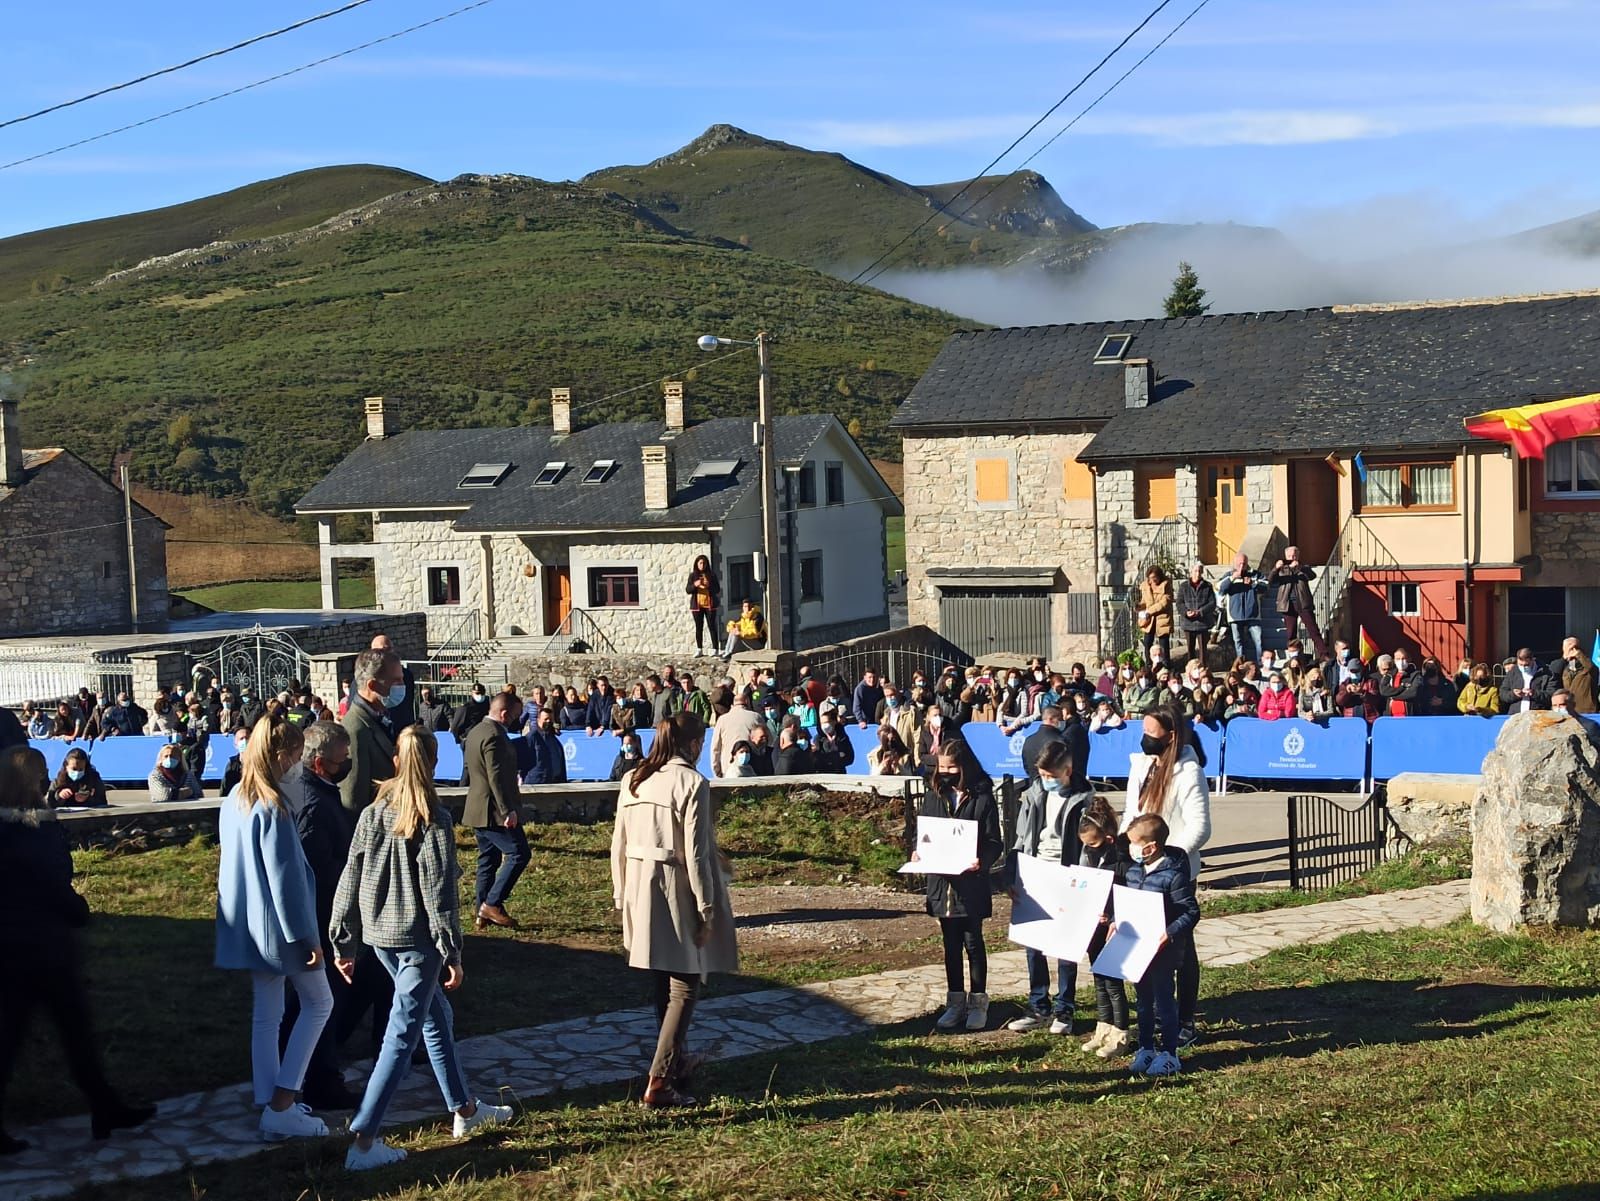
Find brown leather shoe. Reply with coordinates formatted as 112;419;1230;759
640;1076;698;1110
477;903;518;930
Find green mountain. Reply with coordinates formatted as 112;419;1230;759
584;124;1096;272
0;164;431;303
0;171;957;518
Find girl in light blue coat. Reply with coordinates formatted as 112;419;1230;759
215;718;334;1142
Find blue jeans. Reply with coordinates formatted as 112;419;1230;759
1230;621;1262;663
350;947;469;1136
474;825;529;908
1024;948;1077;1018
1134;943;1181;1054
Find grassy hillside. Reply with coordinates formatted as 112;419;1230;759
585;124;1092;272
0;173;958;517
0;164;431;303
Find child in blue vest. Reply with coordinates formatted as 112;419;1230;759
1119;813;1200;1077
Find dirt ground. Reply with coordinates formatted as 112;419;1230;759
728;883;1017;973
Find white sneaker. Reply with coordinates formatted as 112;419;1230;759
453;1100;514;1138
1048;1014;1075;1035
935;991;967;1032
964;992;990;1031
1144;1051;1182;1077
259;1103;329;1142
1006;1012;1050;1032
345;1139;408;1171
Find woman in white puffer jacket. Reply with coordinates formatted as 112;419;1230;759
1120;709;1211;1047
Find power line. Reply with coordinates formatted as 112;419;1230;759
862;0;1214;287
0;0;497;173
847;0;1177;285
0;0;380;132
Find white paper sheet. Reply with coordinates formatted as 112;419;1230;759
1007;856;1114;963
1090;884;1170;982
897;814;978;875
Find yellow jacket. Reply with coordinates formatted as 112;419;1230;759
1457;681;1501;716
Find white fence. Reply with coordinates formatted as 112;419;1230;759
0;645;133;707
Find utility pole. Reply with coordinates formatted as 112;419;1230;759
757;330;786;651
119;460;141;631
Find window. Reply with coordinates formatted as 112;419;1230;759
825;461;844;505
588;567;640;607
582;459;616;485
728;557;755;607
1358;460;1455;511
799;552;823;602
1388;582;1420;616
1544;437;1600;496
1094;333;1132;362
533;461;567;486
795;462;817;507
1134;465;1177;519
974;457;1011;504
458;462;510;488
1062;455;1093;501
427;566;462;606
691;458;740;481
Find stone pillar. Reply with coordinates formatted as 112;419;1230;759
479;535;495;643
308;652;358;708
318;518;338;610
1472;711;1600;931
129;650;190;702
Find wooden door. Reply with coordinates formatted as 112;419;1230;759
1198;460;1247;564
1289;459;1340;564
543;566;572;635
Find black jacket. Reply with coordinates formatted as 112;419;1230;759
1019;724;1064;781
523;727;567;785
0;815;90;941
773;745;814;776
1499;664;1553;712
282;763;355;944
416;698;453;733
918;780;1003;921
811;728;855;773
450;695;491;741
0;706;24;751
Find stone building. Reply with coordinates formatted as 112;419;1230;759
0;396;169;638
894;291;1600;665
296;388;901;656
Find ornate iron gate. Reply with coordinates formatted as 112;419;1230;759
1286;791;1388;891
206;627;310;698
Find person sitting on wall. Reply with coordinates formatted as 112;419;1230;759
51;749;109;808
148;744;204;802
720;600;767;660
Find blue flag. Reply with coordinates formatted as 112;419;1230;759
1353;451;1368;483
1591;630;1600;672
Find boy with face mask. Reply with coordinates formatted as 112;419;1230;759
1116;814;1200;1078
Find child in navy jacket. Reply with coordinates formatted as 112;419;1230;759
1120;813;1201;1077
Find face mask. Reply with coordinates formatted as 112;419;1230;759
1129;841;1156;863
1140;734;1169;757
1424;667;1439;678
1121;668;1133;679
382;683;406;708
928;714;942;728
321;760;353;785
1033;671;1045;683
821;721;835;733
1554;706;1571;717
913;678;925;688
795;738;809;750
162;756;180;770
624;748;638;759
1007;676;1019;687
937;770;960;785
67;768;85;782
1041;776;1062;793
734;752;751;766
1168;680;1182;692
1395;660;1410;672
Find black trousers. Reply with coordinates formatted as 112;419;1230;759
693;608;717;652
1086;923;1129;1028
939;915;987;993
1143;631;1171;662
0;937;118;1128
1177;933;1200;1028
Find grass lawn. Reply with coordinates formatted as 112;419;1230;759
177;577;376;611
64;920;1600;1200
884;514;905;579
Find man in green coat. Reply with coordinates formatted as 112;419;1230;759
339;649;403;814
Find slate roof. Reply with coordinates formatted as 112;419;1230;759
294;415;836;532
891;292;1600;461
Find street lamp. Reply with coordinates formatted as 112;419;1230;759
697;331;784;652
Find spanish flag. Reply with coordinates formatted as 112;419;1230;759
1464;393;1600;459
1358;624;1379;664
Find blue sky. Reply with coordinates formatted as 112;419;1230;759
4;0;1600;242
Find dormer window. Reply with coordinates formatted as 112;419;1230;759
1094;333;1132;362
533;461;567;486
458;462;510;488
582;459;616;484
690;458;740;481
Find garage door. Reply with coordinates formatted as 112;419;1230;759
938;587;1051;658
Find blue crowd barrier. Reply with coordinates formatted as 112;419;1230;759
1221;716;1369;784
1194;720;1224;782
1086;724;1142;778
28;736;224;784
1370;715;1507;781
434;737;463;782
842;723;879;774
960;722;1026;778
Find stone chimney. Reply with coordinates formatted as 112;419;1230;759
642;443;675;510
364;396;391;440
551;387;572;436
0;394;22;486
1123;359;1152;410
664;380;687;433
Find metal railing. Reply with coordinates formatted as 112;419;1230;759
427;608;483;664
537;608;617;656
1325;515;1460;659
799;629;972;690
0;645;132;707
1287;791;1389;890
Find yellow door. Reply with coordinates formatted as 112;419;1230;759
1199;460;1247;564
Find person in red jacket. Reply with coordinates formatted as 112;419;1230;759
1256;671;1297;720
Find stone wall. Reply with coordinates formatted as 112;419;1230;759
903;431;1098;662
569;533;709;656
0;453;168;637
1384;772;1476;858
1529;511;1600;586
505;653;734;695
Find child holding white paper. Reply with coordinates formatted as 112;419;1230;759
915;742;1003;1033
1077;798;1133;1059
1117;814;1200;1078
1003;742;1092;1035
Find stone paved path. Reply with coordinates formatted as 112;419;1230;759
0;880;1469;1200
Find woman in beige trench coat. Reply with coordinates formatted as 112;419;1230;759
610;711;737;1109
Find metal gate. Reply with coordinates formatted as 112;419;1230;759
938;587;1051;658
204;627;310;698
1286;792;1388;891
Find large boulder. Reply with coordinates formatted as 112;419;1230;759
1472;710;1600;931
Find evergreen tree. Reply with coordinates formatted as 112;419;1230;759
1163;261;1210;318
